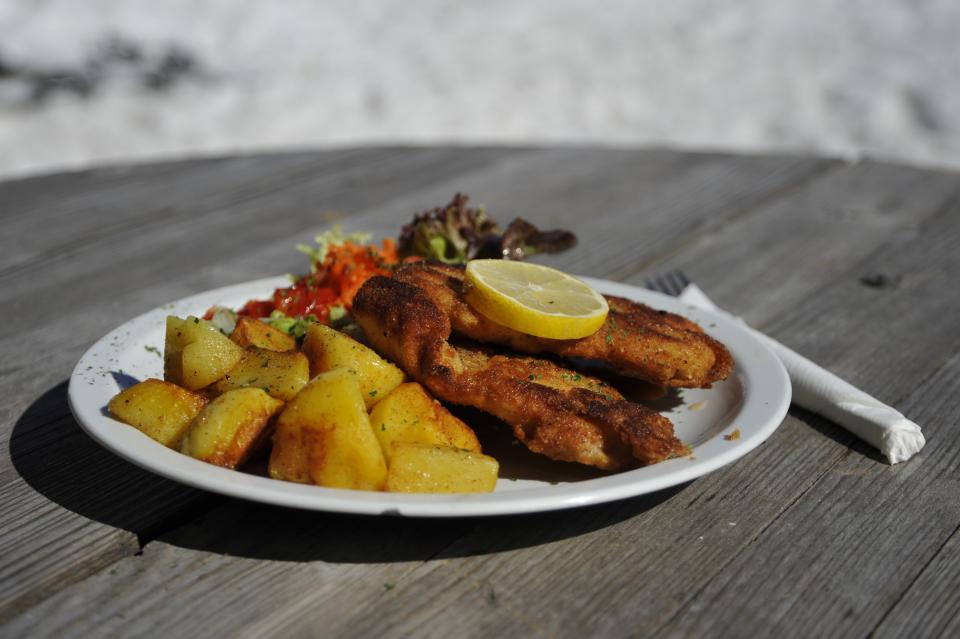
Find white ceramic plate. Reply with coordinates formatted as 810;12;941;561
68;276;791;517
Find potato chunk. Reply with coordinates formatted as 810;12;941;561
164;316;245;390
301;324;404;408
108;378;208;447
386;444;499;493
269;368;387;490
179;388;284;469
230;316;296;352
212;347;309;401
370;383;481;462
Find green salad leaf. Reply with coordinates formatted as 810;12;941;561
297;225;373;268
265;311;321;340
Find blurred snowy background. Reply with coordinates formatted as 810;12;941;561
1;0;958;179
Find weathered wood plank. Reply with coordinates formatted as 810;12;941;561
344;149;840;281
0;148;842;635
1;150;391;280
2;503;482;638
9;413;862;638
658;364;960;637
1;146;528;447
1;147;527;341
4;150;959;638
1;147;532;477
0;147;533;620
619;159;960;327
541;154;841;279
0;146;530;455
872;525;960;639
319;424;858;639
649;196;960;638
0;382;222;621
271;159;960;637
2;145;832;442
333;163;960;639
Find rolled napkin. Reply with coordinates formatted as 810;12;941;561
679;283;925;464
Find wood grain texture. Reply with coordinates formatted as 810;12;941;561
620;160;960;327
322;183;960;638
1;147;525;341
2;148;959;638
3;505;482;639
0;147;528;620
652;195;960;638
658;352;960;639
873;521;960;639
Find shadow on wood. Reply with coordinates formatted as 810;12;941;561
789;405;887;464
10;381;216;539
152;483;688;564
11;381;690;564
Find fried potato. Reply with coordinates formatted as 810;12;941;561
212;347;309;401
108;378;208;447
301;323;404;408
179;387;284;469
164;316;245;390
230;316;296;352
385;443;499;493
369;382;481;462
269;368;387;490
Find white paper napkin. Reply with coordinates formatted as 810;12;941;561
679;283;925;464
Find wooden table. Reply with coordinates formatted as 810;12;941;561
3;148;959;638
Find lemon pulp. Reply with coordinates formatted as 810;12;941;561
463;260;609;339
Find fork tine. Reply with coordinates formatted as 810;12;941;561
643;273;669;295
668;270;689;294
644;269;691;297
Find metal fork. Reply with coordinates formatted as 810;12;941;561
644;269;691;297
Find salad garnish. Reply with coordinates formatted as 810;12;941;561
212;194;577;336
398;193;577;263
234;226;399;323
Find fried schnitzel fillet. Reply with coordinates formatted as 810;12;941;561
391;262;733;388
353;275;689;470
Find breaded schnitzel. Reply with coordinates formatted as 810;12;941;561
353;275;689;470
391;262;733;388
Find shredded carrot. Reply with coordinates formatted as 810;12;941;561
237;238;398;322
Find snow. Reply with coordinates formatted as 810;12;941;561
1;0;958;179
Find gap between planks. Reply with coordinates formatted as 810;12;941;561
866;518;960;637
608;158;849;282
642;191;960;638
0;146;537;620
116;150;849;554
321;159;960;638
0;149;849;631
3;150;940;636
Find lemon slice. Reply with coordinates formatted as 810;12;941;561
464;260;609;339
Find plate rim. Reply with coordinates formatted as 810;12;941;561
68;275;792;517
